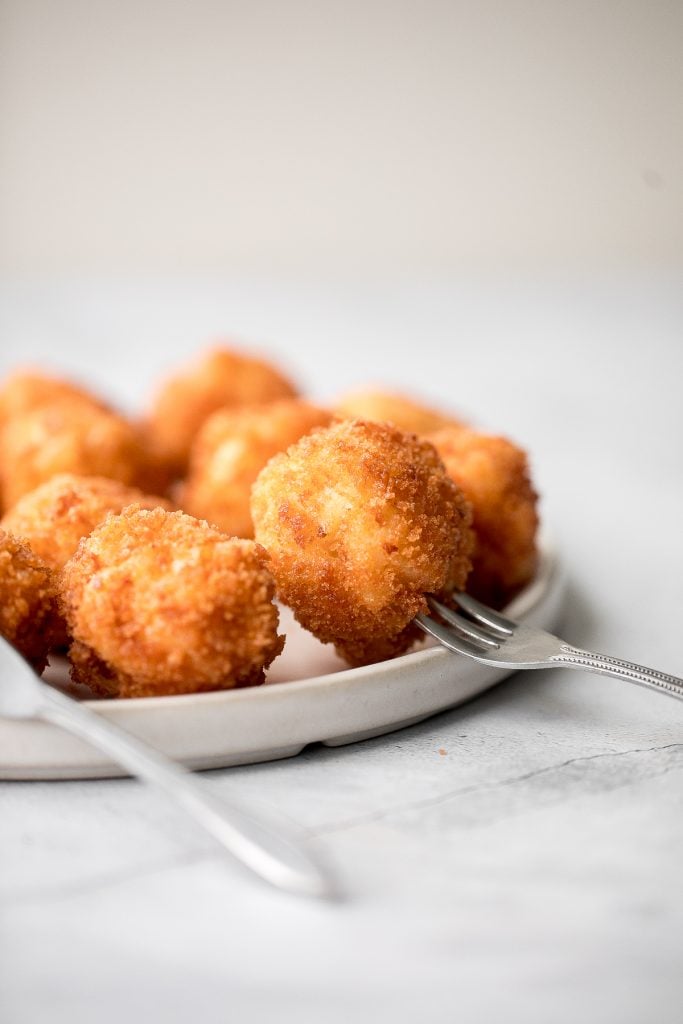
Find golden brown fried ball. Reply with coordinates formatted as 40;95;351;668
0;530;61;672
1;474;172;571
334;389;464;436
0;401;147;510
0;369;110;429
145;346;299;476
181;399;333;538
427;426;539;607
60;506;284;698
251;419;474;666
0;368;175;505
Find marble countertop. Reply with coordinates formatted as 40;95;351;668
1;275;682;1024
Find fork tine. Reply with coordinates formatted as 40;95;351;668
454;591;515;635
414;614;495;659
427;597;500;648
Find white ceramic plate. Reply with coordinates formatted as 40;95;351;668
0;545;564;780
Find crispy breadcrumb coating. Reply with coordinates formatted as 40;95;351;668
0;530;61;672
251;419;474;666
181;399;333;537
428;426;539;607
0;401;147;510
60;507;284;698
145;346;298;475
1;474;172;571
334;389;464;435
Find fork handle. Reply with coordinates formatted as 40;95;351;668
37;684;332;898
553;645;683;702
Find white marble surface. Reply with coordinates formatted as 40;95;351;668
1;275;682;1024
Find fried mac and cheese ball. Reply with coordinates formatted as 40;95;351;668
145;346;299;475
0;401;147;510
334;389;464;436
0;369;110;430
0;530;61;672
60;507;284;698
181;399;333;538
0;368;175;506
428;426;539;607
251;419;474;666
1;474;172;571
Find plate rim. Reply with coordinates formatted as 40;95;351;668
0;539;565;778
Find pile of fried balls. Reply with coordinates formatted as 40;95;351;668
0;346;538;698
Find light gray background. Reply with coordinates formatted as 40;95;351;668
1;2;682;1022
1;0;682;275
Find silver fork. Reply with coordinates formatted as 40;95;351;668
416;591;683;701
0;636;334;899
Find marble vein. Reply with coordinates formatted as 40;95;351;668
6;742;680;909
307;742;683;837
